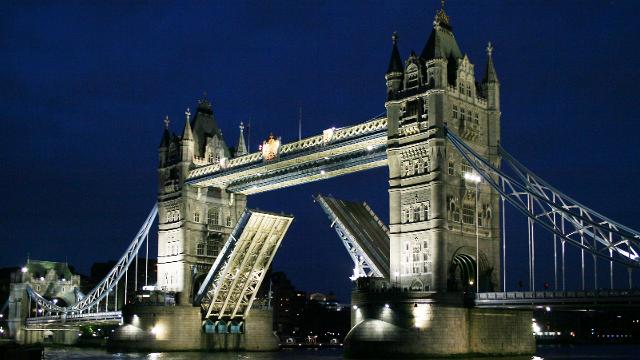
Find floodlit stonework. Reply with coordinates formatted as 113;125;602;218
385;7;501;294
157;102;247;305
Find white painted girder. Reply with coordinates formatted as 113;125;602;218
200;210;293;320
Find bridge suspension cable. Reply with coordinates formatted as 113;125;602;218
25;205;158;316
445;128;639;290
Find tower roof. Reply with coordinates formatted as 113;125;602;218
482;42;499;84
420;1;462;62
190;98;229;158
420;22;462;62
386;32;403;75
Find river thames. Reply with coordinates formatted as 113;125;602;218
44;345;637;359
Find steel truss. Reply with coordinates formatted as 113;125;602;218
198;210;293;320
315;194;389;280
25;205;157;315
446;128;640;280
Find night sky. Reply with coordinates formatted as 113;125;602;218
2;1;640;302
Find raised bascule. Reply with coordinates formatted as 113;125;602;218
7;2;640;358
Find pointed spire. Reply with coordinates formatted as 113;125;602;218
386;32;403;75
182;107;193;141
421;0;462;62
236;121;248;156
434;0;450;29
482;42;499;84
159;115;171;148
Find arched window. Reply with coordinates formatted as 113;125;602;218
194;211;200;223
414;207;421;222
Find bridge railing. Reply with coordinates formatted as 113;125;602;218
477;290;640;301
25;311;122;326
187;117;387;181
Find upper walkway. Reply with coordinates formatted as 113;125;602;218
186;117;388;194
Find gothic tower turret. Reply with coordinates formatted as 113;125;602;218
385;3;501;293
156;97;247;305
235;122;248;157
482;42;500;111
385;32;404;99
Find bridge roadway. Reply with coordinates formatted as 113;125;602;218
25;311;122;327
186;117;388;194
474;289;640;309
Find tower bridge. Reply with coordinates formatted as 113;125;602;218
6;2;640;357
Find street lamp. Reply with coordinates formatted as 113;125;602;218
464;171;481;293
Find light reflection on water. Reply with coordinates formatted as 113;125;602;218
44;345;639;360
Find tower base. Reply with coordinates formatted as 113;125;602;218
108;305;278;352
344;290;534;358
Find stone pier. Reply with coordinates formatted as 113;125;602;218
344;288;534;358
108;304;278;352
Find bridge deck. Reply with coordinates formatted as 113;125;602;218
198;209;294;320
316;194;390;279
475;290;640;309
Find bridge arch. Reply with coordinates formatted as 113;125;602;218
447;247;493;292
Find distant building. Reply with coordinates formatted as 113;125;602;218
269;272;349;343
12;260;80;306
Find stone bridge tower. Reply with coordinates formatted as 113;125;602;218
157;99;247;305
385;6;501;293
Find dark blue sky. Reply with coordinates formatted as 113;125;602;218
2;1;639;301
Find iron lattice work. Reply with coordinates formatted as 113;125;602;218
197;210;293;320
315;194;390;280
185;116;388;194
446;128;640;271
26;205;158;314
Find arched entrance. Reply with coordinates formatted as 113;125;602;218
447;247;494;292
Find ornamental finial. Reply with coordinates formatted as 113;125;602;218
434;0;450;26
487;42;494;57
185;107;191;121
391;31;398;45
239;121;244;132
163;115;170;129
